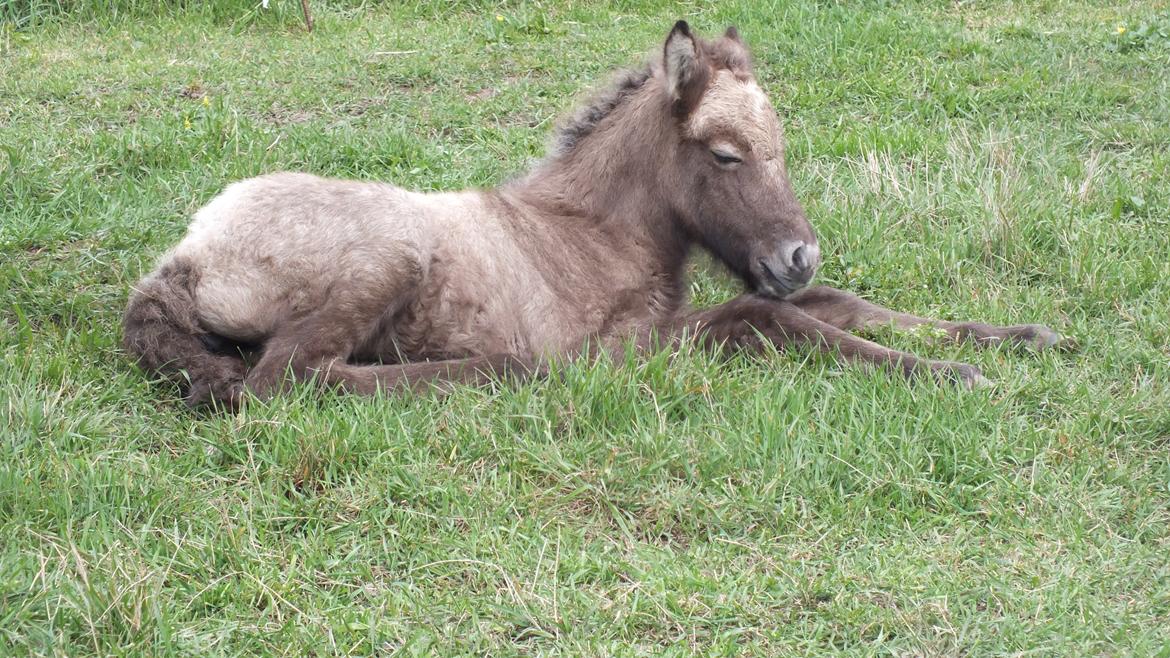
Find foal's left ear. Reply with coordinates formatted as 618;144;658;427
663;20;707;113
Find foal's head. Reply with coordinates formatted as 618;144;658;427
660;22;819;298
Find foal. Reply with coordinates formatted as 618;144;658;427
123;22;1062;407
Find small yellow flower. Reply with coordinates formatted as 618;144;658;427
1116;24;1126;35
496;14;504;22
202;95;210;107
183;117;192;129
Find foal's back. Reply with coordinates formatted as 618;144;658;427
166;171;651;362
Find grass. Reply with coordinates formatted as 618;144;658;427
2;0;1169;654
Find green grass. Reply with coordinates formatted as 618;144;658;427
2;0;1169;654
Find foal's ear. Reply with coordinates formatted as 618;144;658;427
724;26;741;42
663;20;707;113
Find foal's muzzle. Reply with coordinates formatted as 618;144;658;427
755;240;821;298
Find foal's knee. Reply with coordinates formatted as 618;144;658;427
784;284;839;305
783;285;871;329
689;296;791;352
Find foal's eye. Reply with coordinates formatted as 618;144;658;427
711;149;743;166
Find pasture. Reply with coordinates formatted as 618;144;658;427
2;0;1168;654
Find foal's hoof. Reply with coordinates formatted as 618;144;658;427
966;372;994;390
185;379;246;411
1012;324;1072;352
932;362;991;390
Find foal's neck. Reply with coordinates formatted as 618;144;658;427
505;78;688;270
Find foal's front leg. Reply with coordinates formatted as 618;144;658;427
785;285;1065;350
683;295;989;388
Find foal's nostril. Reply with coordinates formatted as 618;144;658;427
760;240;820;294
791;244;808;270
776;240;819;286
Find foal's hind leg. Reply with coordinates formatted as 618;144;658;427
243;270;541;398
251;328;538;398
314;354;542;396
244;266;422;399
785;285;1065;350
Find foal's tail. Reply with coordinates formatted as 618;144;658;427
122;259;245;408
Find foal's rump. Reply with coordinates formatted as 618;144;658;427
122;172;433;405
171;172;424;342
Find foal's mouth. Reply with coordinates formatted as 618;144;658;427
756;258;806;299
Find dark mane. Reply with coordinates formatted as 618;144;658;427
549;64;653;157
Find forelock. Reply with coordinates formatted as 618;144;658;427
685;70;782;158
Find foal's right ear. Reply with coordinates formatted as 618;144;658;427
663;20;707;114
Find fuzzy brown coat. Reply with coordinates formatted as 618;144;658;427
123;22;1062;408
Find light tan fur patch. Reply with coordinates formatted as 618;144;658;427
685;71;783;159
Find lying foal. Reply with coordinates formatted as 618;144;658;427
123;22;1063;407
